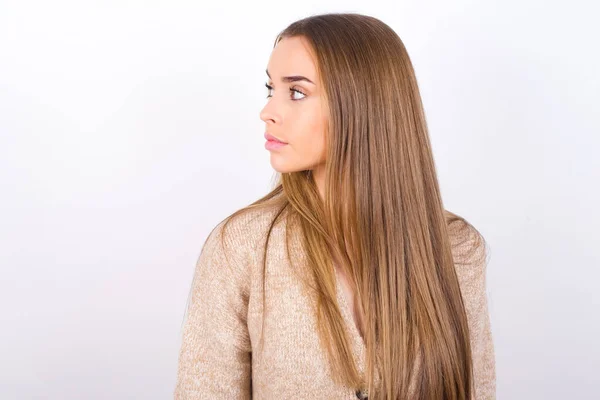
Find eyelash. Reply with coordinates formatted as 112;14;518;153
265;83;306;101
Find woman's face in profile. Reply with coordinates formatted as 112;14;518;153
260;36;328;174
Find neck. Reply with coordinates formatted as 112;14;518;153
311;163;326;202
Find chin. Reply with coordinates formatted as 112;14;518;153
271;165;296;174
270;160;303;174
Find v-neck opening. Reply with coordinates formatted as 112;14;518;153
334;268;366;351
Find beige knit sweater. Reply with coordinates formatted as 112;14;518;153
174;206;496;399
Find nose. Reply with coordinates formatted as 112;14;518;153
259;100;281;125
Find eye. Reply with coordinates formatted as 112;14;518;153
290;86;306;101
265;83;273;98
264;83;307;101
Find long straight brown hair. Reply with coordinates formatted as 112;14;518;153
215;12;487;399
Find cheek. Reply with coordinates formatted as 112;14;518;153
299;116;327;162
268;107;327;173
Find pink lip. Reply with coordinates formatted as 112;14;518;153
264;132;287;143
265;140;288;150
264;132;288;151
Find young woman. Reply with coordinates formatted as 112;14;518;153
174;12;496;400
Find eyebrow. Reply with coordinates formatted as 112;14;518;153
266;69;315;85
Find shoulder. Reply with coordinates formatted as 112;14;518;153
189;204;285;300
445;212;496;396
446;213;489;295
201;202;288;264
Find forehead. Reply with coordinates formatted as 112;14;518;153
267;36;318;81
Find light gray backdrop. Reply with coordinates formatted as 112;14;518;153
1;0;598;399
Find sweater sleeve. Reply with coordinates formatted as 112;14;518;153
451;224;497;400
174;220;252;399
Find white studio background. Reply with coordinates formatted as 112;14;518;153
1;1;598;399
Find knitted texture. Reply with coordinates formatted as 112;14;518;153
174;207;496;399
